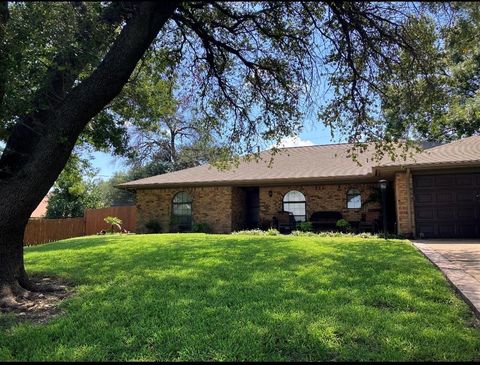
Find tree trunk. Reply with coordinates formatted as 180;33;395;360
0;222;28;287
0;1;180;298
170;129;177;167
0;210;34;306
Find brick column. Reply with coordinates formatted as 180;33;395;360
394;171;415;237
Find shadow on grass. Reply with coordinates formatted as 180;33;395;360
3;234;478;361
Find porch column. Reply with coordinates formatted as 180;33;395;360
394;170;415;237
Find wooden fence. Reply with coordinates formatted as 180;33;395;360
23;206;137;246
84;206;137;235
24;217;85;246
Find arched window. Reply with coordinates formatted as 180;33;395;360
283;190;306;222
347;189;361;209
172;192;192;231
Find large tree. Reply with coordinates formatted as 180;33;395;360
0;1;179;304
377;3;480;141
111;49;221;171
0;1;448;306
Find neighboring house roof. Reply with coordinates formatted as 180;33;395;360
119;135;480;189
31;195;49;218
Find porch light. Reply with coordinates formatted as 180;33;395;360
268;190;273;197
379;180;387;191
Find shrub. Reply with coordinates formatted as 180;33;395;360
297;221;313;232
192;223;212;233
104;216;122;233
145;219;162;233
336;219;352;232
232;228;385;239
266;228;280;236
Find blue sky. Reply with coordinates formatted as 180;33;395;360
0;115;339;180
88;120;339;179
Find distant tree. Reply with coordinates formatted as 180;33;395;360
45;154;105;218
369;3;480;142
109;49;222;171
96;161;171;207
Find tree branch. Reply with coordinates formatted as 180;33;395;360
0;0;180;207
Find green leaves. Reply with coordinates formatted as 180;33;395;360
3;1;474;169
45;154;105;219
377;3;480;142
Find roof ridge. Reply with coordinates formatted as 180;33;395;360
420;135;479;153
266;141;363;152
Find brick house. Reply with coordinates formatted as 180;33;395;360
30;194;49;218
119;136;480;238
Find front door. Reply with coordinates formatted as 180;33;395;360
245;187;260;229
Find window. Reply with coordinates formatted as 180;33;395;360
347;189;361;209
283;190;306;222
172;192;192;230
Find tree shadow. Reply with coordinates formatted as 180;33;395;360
6;234;479;361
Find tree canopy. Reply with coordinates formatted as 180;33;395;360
3;1;468;167
378;3;480;142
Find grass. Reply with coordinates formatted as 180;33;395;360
1;234;479;361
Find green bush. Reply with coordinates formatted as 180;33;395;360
292;230;381;238
297;221;313;232
335;218;350;228
266;228;281;236
233;228;389;239
145;219;162;233
192;223;212;233
336;219;352;232
104;216;122;233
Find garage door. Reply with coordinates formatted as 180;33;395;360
414;173;480;238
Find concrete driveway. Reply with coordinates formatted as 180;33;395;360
412;239;480;317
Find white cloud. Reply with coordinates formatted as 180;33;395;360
270;136;315;149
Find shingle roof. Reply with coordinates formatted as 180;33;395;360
379;135;480;169
119;142;400;188
119;135;480;189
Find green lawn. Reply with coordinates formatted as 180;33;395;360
1;234;479;361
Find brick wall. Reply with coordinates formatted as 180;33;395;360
136;186;233;234
136;182;382;234
258;183;380;224
394;171;415;237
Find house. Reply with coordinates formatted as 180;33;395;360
119;135;480;239
30;194;49;218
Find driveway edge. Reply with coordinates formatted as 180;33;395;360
412;241;480;318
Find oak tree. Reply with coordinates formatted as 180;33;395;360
0;1;438;306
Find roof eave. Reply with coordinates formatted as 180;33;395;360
374;160;480;173
118;173;381;190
